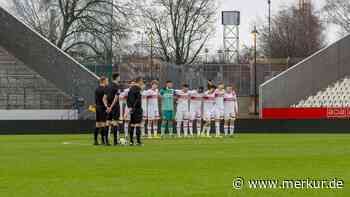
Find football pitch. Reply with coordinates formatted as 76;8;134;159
0;134;349;197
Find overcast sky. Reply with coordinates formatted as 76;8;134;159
0;0;7;9
0;0;339;52
210;0;338;51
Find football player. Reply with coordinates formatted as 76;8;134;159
119;81;133;143
160;81;175;137
94;77;108;145
127;77;144;145
214;83;225;137
224;85;239;136
146;80;160;138
189;87;204;136
141;83;148;137
202;85;216;137
103;73;122;145
175;84;190;137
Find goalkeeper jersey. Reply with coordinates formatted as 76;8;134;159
160;88;175;111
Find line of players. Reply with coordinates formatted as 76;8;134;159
93;74;238;145
119;80;239;138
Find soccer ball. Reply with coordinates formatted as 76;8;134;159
88;105;96;112
119;138;126;145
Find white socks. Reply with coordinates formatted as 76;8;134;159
141;121;145;137
153;122;158;136
215;122;220;136
177;121;182;137
189;124;193;136
147;121;152;137
168;124;173;135
124;122;129;138
204;123;210;136
230;122;235;135
197;121;201;136
183;120;189;136
224;125;229;136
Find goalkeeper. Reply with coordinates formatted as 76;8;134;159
160;81;175;136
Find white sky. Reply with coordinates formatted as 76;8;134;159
209;0;338;51
0;0;340;52
0;0;8;9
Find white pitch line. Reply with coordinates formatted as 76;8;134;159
62;141;91;146
61;137;239;146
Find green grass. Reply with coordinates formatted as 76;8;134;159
0;134;349;197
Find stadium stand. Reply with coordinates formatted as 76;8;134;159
0;46;73;109
292;77;350;108
0;6;98;119
260;34;350;119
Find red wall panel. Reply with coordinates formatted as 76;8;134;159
262;108;350;119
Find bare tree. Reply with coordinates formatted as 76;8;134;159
138;0;217;65
12;0;53;39
12;0;132;64
323;0;350;35
258;3;324;59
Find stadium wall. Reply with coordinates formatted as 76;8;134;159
1;119;350;134
0;110;78;120
262;108;350;119
237;119;350;133
0;120;94;134
259;34;350;114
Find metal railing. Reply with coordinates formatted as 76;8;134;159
118;62;280;96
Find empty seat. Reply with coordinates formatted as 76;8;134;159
293;76;350;108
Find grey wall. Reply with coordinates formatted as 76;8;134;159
0;7;99;105
0;120;94;134
259;34;350;113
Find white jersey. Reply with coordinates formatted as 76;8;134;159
119;88;129;105
214;89;225;118
141;90;148;118
214;89;225;109
119;88;129;118
203;91;216;120
224;91;238;118
175;90;190;121
146;89;159;109
189;90;203;120
190;91;203;111
175;90;190;112
146;89;160;119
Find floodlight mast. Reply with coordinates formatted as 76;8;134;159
222;11;240;64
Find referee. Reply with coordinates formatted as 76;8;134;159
103;73;122;145
94;77;108;145
127;77;143;146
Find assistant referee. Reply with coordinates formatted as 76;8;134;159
127;77;143;146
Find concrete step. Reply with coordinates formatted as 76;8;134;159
0;60;17;64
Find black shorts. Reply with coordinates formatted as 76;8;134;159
96;105;107;122
130;108;143;124
107;106;120;121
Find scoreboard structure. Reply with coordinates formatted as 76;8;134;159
222;11;240;64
